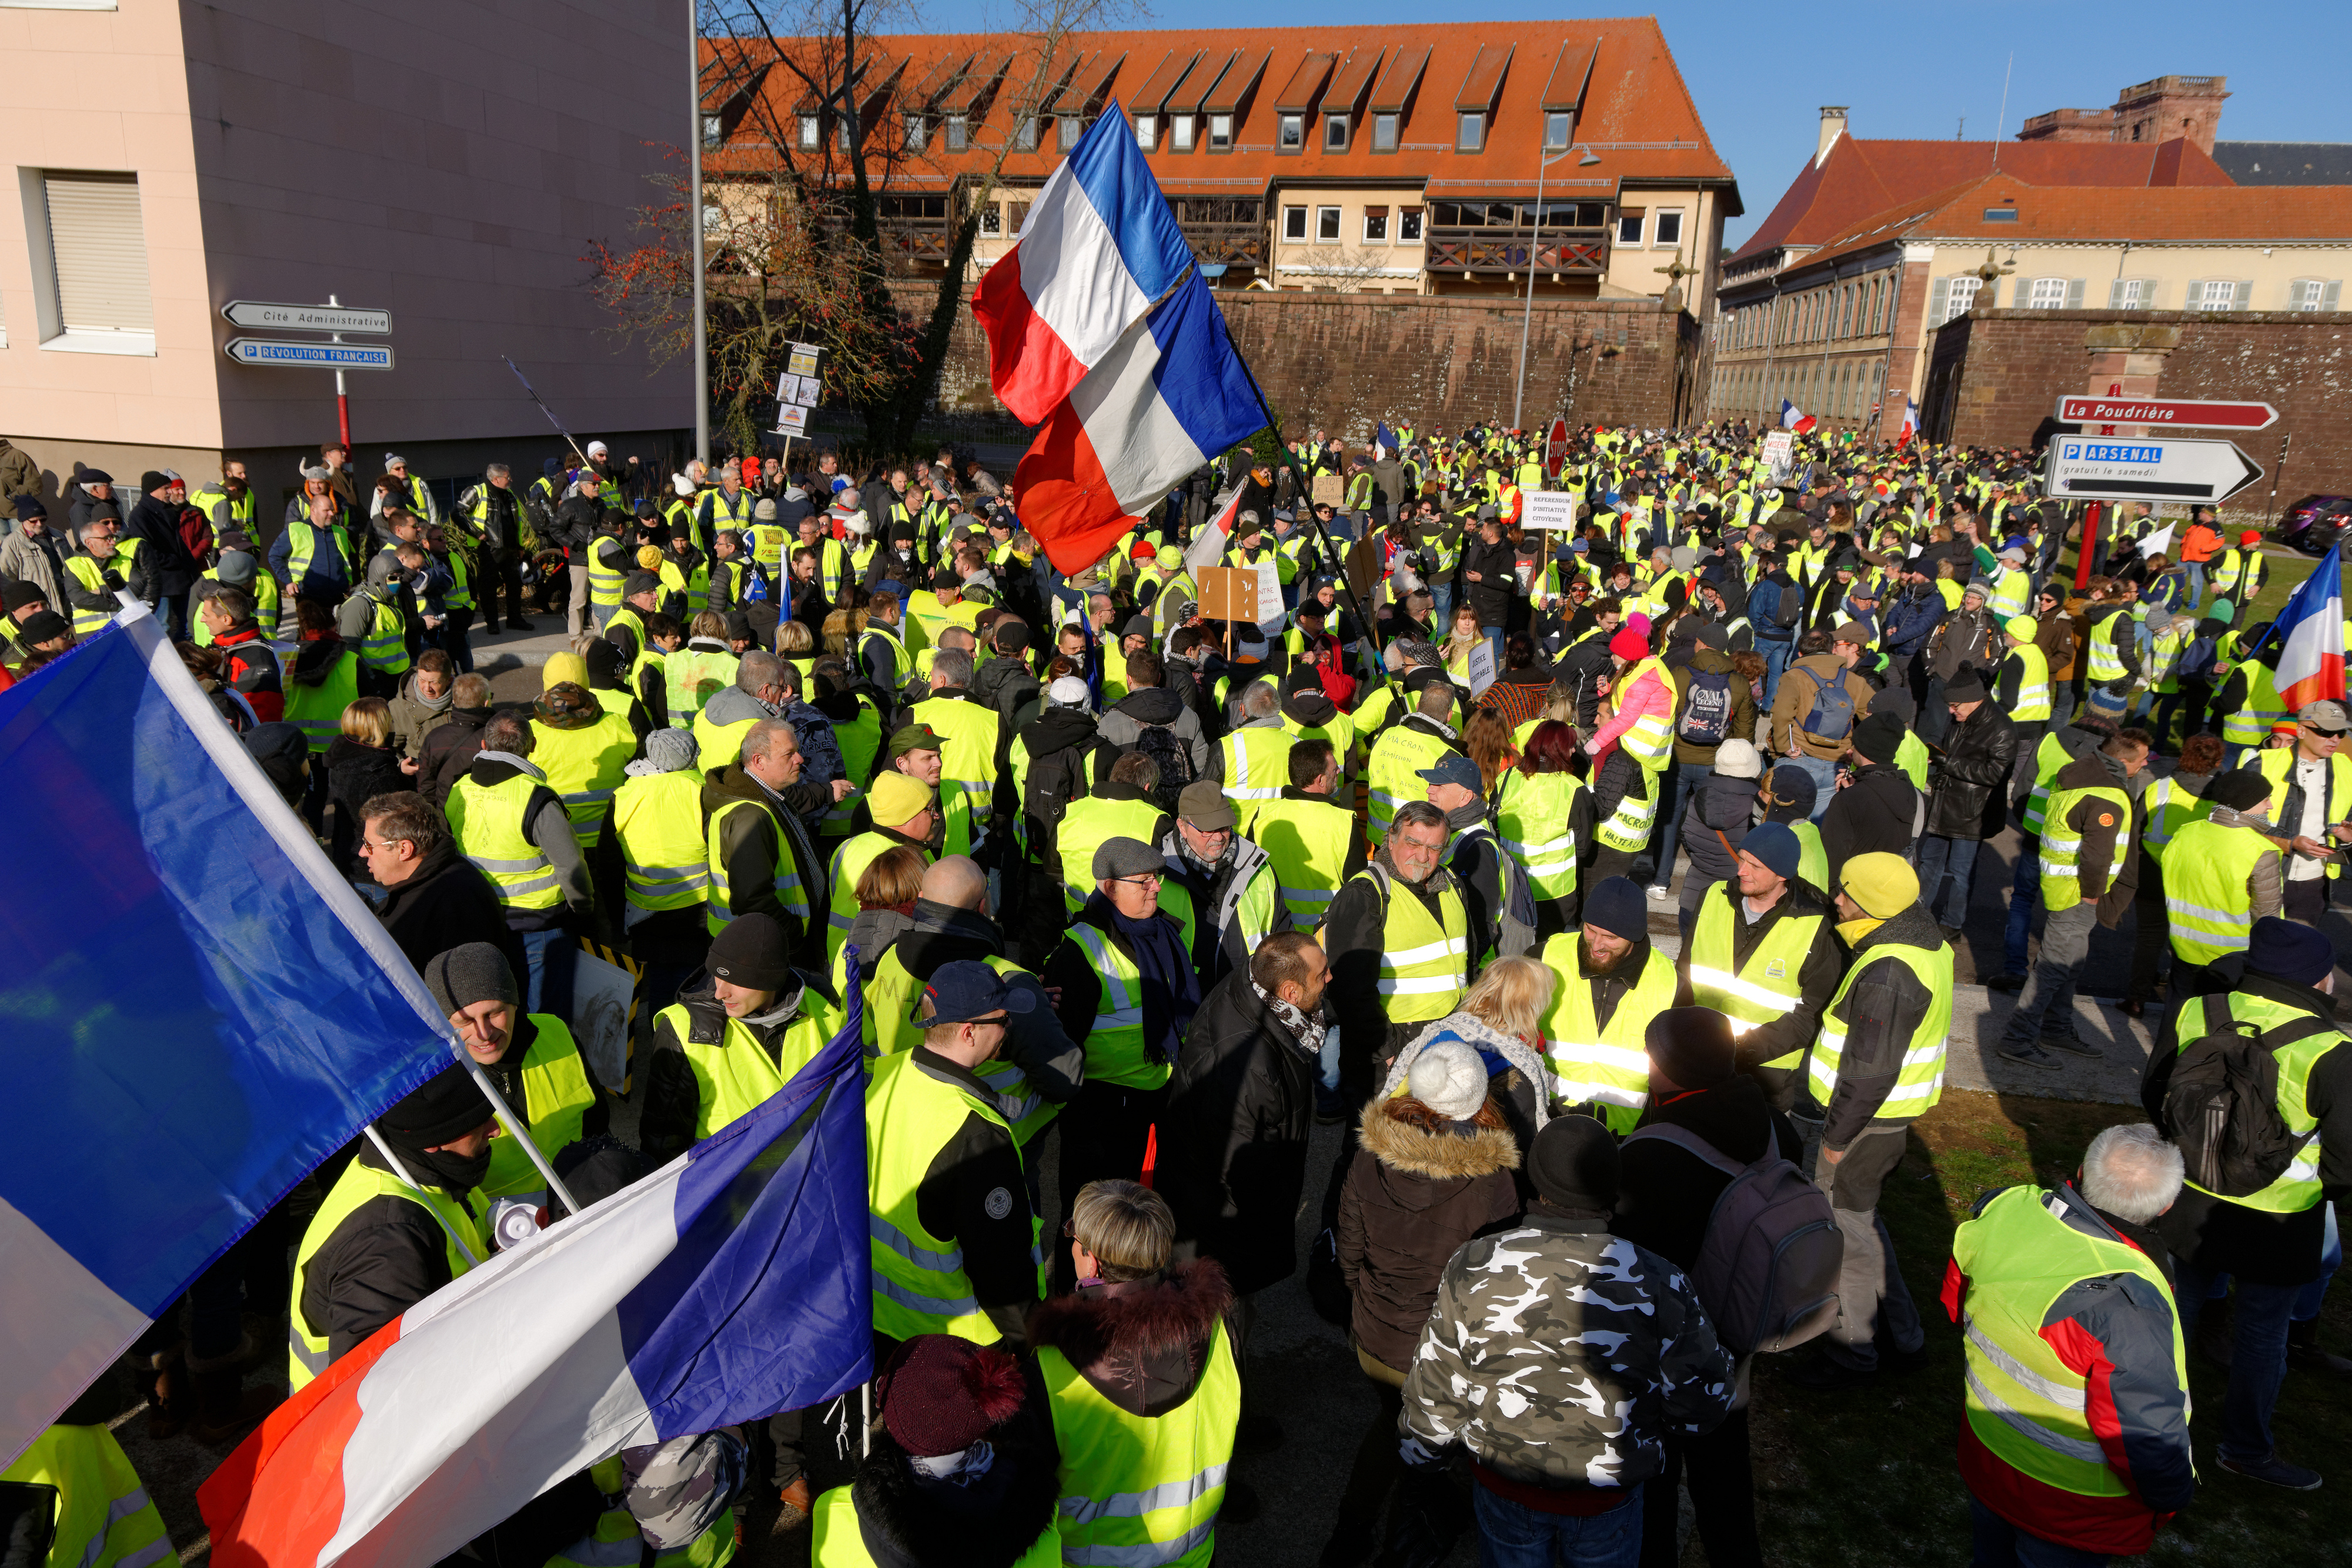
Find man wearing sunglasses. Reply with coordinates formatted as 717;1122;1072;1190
2254;700;2352;927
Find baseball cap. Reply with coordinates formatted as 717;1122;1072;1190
1416;753;1484;793
2299;699;2350;732
918;959;1035;1026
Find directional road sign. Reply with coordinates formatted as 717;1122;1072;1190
2044;436;2263;505
220;300;391;335
2055;394;2277;431
224;339;395;371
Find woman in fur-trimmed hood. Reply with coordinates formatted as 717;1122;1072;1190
1326;1036;1523;1566
1378;955;1557;1161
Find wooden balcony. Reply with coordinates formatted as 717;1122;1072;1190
1424;225;1606;276
1182;219;1265;268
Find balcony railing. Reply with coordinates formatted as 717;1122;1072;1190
1425;225;1607;276
881;217;953;263
1183;220;1265;268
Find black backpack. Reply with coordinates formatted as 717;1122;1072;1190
1021;745;1089;876
2163;1016;2331;1197
1622;1116;1843;1354
1132;721;1195;811
1769;576;1803;629
1679;668;1733;746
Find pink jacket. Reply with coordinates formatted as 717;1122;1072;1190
1586;660;1672;768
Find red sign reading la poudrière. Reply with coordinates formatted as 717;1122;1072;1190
2057;396;2277;430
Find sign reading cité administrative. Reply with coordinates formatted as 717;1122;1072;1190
223;339;395;371
220;300;392;335
2043;436;2263;505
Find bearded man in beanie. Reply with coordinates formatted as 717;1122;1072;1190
2146;916;2352;1490
289;1066;495;1390
425;942;608;1241
1397;1115;1733;1561
1536;876;1679;1132
1819;710;1920;887
1915;674;2015;935
1617;1007;1802;1568
810;1336;1061;1568
1788;852;1949;1391
1677;822;1842;1113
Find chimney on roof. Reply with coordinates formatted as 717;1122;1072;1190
1816;107;1847;169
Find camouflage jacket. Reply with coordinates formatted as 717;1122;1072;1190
1398;1210;1734;1492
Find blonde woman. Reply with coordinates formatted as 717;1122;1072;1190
1439;603;1484;677
1379;955;1558;1150
326;696;407;874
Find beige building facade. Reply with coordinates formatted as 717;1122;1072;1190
0;0;688;516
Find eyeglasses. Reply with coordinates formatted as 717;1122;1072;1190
2309;727;2348;740
1112;872;1164;890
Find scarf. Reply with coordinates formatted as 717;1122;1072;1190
408;683;455;715
1251;978;1326;1064
1106;900;1200;1066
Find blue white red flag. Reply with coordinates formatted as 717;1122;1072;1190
1184;483;1246;573
1374;422;1398;459
977;105;1266;576
1780;399;1816;434
0;605;456;1469
201;979;871;1568
1898;396;1919;447
2274;544;2346;712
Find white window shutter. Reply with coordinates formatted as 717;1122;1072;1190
2139;279;2160;310
2066;278;2086;309
1927;277;1950;325
2107;278;2127;307
2234;280;2253;310
2184;278;2203;310
2325;280;2344;312
44;173;153;335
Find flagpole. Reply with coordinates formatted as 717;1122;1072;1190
363;1126;485;1267
1218;322;1389;691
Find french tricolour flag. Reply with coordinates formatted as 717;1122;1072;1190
975;104;1267;576
2273;543;2345;712
1898;396;1919;447
1780;399;1816;434
201;991;871;1568
0;603;455;1471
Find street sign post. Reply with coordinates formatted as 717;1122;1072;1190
2056;394;2277;431
2044;436;2263;505
220;300;391;335
1545;416;1569;477
223;339;395;371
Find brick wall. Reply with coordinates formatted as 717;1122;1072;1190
903;283;1699;441
1924;309;2352;520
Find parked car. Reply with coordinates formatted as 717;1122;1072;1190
2275;495;2352;556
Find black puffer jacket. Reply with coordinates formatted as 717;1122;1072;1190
1820;762;1919;886
1159;967;1319;1296
1335;1099;1522;1373
1680;770;1758;893
1924;700;2017;839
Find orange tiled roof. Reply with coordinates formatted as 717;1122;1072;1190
1776;173;2352;276
701;19;1738;205
1731;135;2233;264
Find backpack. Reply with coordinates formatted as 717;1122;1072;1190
1462;823;1538;960
1023;745;1089;879
2179;633;2220;681
1622;1118;1843;1355
2162;1017;2331;1197
1132;721;1195;812
1796;665;1856;743
1678;668;1733;746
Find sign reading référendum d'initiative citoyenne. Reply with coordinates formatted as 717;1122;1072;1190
2043;436;2263;505
221;301;392;335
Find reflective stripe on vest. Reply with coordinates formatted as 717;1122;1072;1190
479;1017;597;1205
1495;768;1582;898
2006;643;2052;723
616;769;711;913
282;647;361;753
2162;818;2271;962
1250;795;1357;925
706;795;810;936
2037;783;2132;914
1952;1186;2185;1503
588;537;627;604
1042;1320;1239;1568
865;1049;1035;1341
1069;923;1167;1089
1538;934;1676;1133
532;712;636;850
1809;940;1953;1118
358;599;409;673
446;770;562;908
290;1159;480;1390
1219;726;1290;833
1687;882;1824;1069
1353;868;1467;1024
2171;991;2337;1212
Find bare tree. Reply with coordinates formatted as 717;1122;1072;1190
1287;246;1411;295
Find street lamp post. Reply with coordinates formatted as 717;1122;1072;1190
1513;143;1575;432
688;0;709;467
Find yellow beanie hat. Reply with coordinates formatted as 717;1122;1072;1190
637;545;666;570
542;651;590;691
1840;852;1920;920
867;771;934;830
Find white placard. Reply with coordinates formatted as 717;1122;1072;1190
1522;490;1578;530
1254;561;1284;636
776;404;809;433
1464;640;1498;700
786;342;821;377
570;950;636;1091
1762;430;1795;485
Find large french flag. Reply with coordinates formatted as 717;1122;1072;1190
201;992;871;1568
977;105;1267;576
973;102;1194;425
2273;543;2345;711
0;603;454;1470
1780;399;1817;434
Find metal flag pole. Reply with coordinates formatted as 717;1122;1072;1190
689;0;710;469
361;1125;484;1268
457;1055;586;1217
505;356;596;470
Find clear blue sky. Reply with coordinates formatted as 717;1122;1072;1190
910;0;2350;248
